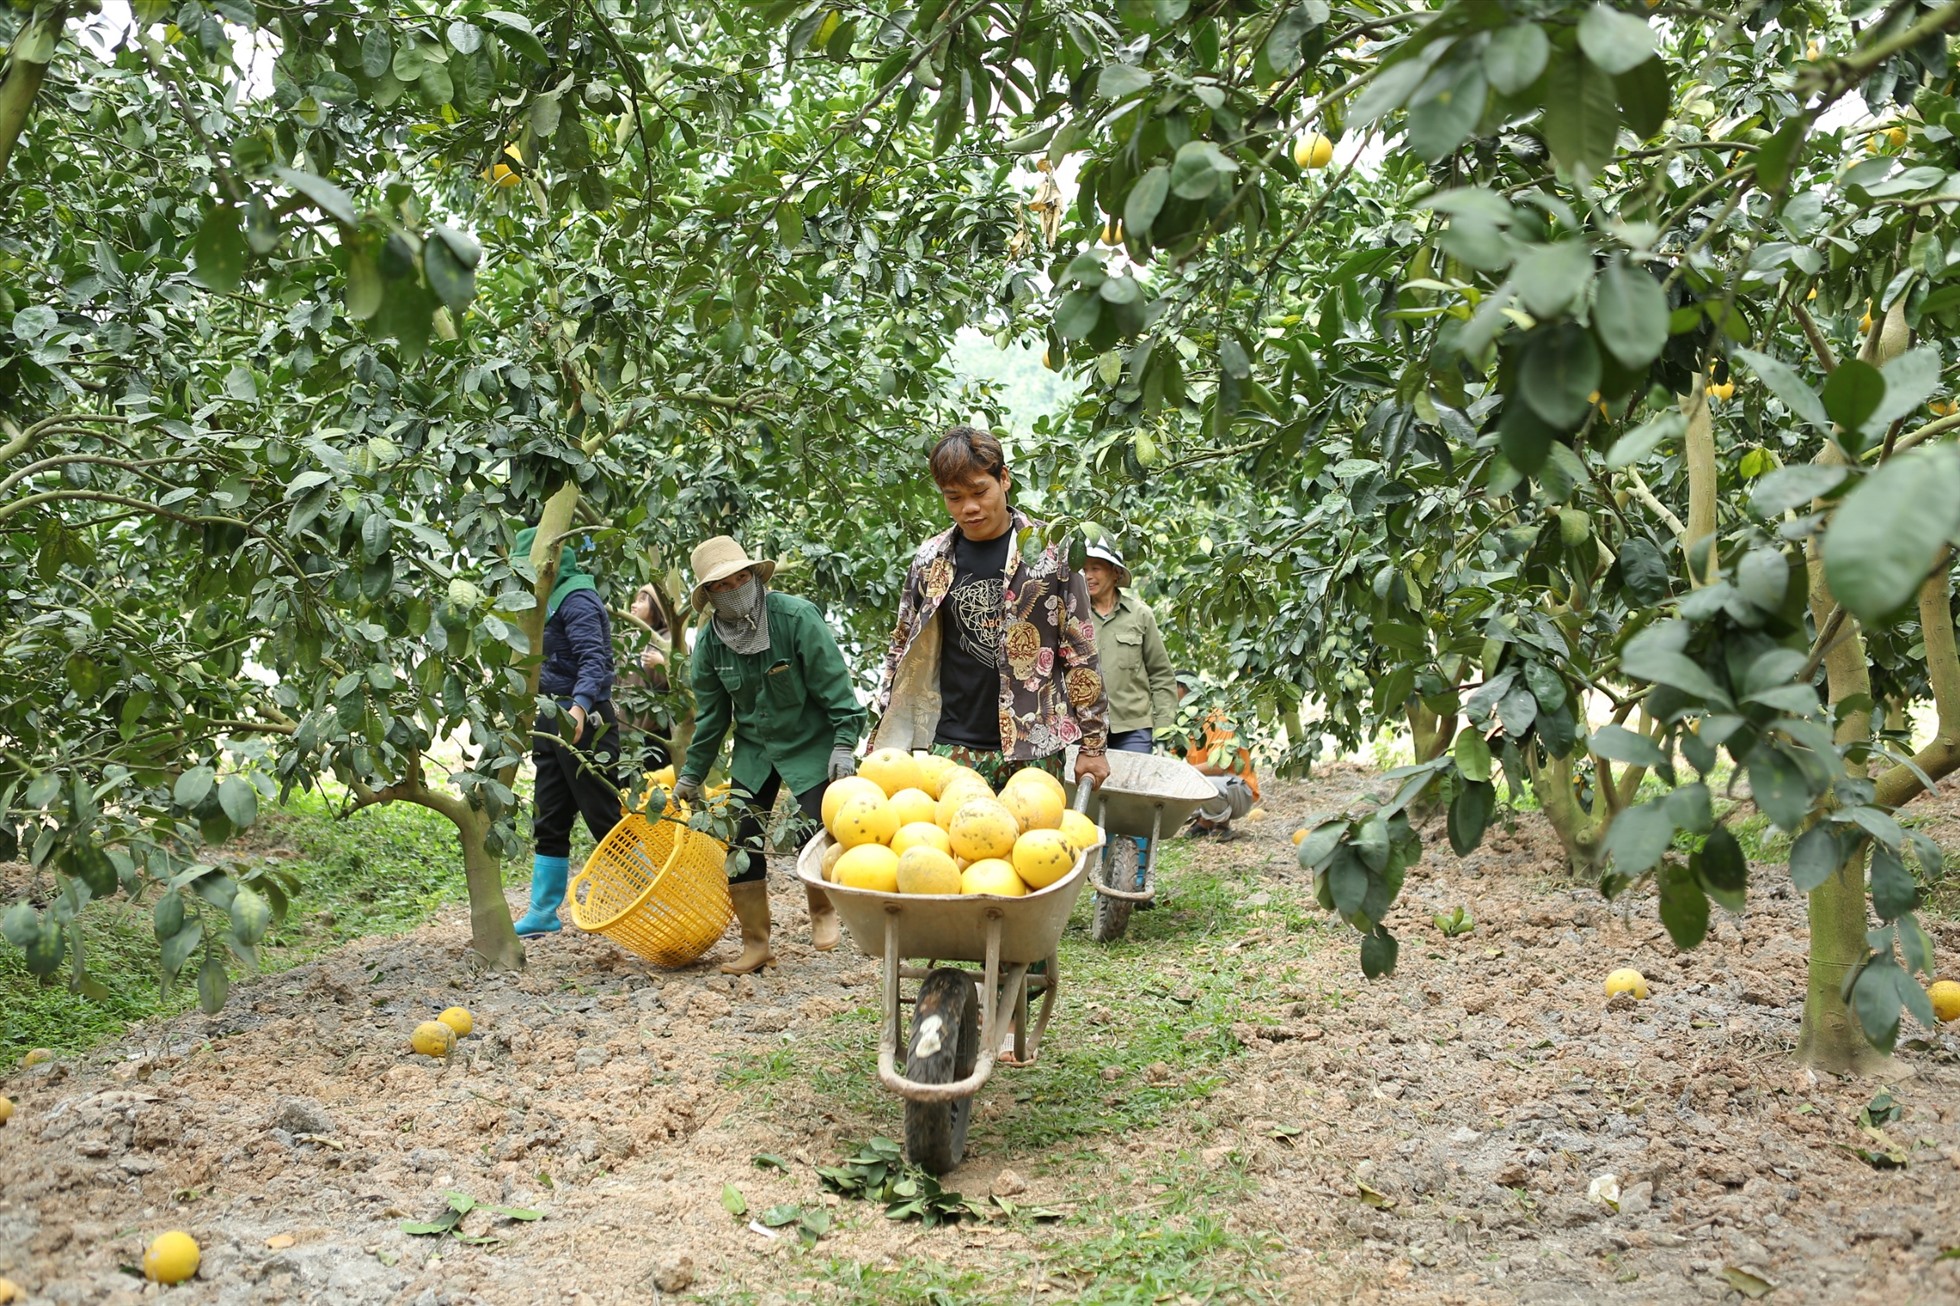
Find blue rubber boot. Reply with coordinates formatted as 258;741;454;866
515;854;570;936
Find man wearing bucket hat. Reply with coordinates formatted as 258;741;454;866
1083;539;1176;886
513;524;623;937
672;536;866;973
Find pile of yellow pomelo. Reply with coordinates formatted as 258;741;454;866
817;749;1103;897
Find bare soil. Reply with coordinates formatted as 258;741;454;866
3;763;1958;1305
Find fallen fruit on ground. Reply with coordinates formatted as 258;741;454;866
411;1020;457;1058
1930;979;1960;1023
437;1006;474;1038
143;1231;201;1284
20;1049;51;1068
1604;968;1650;1000
0;1277;21;1303
1291;828;1308;845
0;1096;11;1126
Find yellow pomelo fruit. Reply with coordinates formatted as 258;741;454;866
488;161;522;188
895;845;963;895
1012;829;1077;890
835;843;900;892
888;787;937;828
913;753;956;798
0;1275;20;1303
144;1231;201;1284
942;764;990;796
948;798;1019;862
1604;968;1650;1000
0;1095;12;1126
820;841;846;882
961;859;1027;897
412;1020;457;1057
936;781;993;828
1003;765;1065;807
1294;131;1334;169
20;1048;51;1068
437;1007;474;1038
1002;781;1065;833
822;776;885;829
858;747;922;797
1058;809;1103;853
891;822;954;858
832;793;899;849
1291;828;1308;845
1930;978;1960;1023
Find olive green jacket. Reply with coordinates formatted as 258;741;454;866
1092;592;1176;735
682;591;866;795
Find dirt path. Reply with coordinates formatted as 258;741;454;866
3;764;1958;1304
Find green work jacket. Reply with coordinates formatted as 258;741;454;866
1091;591;1176;736
683;591;866;796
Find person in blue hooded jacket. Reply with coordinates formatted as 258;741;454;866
513;525;622;937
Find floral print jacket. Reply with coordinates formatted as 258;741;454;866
873;510;1109;760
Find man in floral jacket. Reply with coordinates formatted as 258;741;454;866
873;425;1111;792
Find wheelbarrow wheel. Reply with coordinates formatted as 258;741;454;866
904;967;979;1174
1091;838;1139;943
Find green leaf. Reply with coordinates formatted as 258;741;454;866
1055;289;1102;341
1754;118;1809;192
1497;400;1555;476
360;26;394;78
1447;779;1494;855
1483;23;1548;96
483;10;550;64
1594;261;1668;369
1823;447;1960;623
174;765;215;810
1407;65;1486;161
1821;359;1886;435
196;953;230;1014
1733;348;1831;431
1513;241;1593;319
1297;822;1343;871
1577;3;1656;75
1734;546;1790;613
273;167;359;226
1097;63;1153;101
1541;52;1618;175
193;204;248;293
1452;727;1492;782
1589;723;1666;768
1747;746;1813;831
1851;960;1901;1052
346;242;383;320
1749;464;1846;517
1326;848;1367;915
1695;826;1748;910
752;1153;790;1171
1620;633;1725;703
1359;926;1399;978
1604;800;1673;875
1519;323;1600;428
424;232;478;312
217;775;258;828
1124;166;1170;239
720;1184;748;1217
1658;861;1709;949
1605;409;1685;468
1869;846;1921;921
1866;344;1942;434
1613;55;1669;140
1169;140;1237;200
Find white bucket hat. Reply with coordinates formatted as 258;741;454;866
688;536;777;611
1084;540;1131;587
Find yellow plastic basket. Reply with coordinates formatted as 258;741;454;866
569;807;733;967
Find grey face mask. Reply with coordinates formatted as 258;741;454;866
709;577;771;655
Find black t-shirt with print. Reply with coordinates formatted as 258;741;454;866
935;526;1012;749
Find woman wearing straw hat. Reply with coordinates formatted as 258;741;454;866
672;536;866;973
1083;539;1176;890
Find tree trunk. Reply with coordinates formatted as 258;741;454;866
0;4;67;181
1793;852;1889;1074
1527;751;1607;877
1407;702;1454;818
457;804;524;972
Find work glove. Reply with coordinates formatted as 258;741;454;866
671;776;702;806
828;748;858;781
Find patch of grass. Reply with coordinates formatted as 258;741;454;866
1047;1211;1283;1304
2;788;526;1063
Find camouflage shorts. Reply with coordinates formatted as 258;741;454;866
928;744;1065;793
